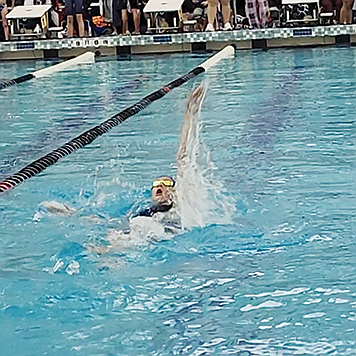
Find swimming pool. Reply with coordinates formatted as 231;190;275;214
1;46;356;355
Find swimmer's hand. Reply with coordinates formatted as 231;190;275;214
177;82;207;168
40;201;75;216
185;83;207;117
39;201;110;224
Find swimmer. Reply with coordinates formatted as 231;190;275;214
99;83;208;251
129;83;208;228
99;176;181;252
40;82;208;251
135;176;175;217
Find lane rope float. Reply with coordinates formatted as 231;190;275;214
0;52;95;90
0;45;235;193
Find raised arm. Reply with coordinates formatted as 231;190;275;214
177;82;207;176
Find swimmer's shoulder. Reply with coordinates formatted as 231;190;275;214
131;206;183;235
132;203;173;219
132;207;155;218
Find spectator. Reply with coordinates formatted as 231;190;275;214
65;0;85;37
103;0;113;23
205;0;232;30
92;14;114;35
182;0;195;19
320;0;342;23
182;0;207;31
192;0;208;30
0;0;9;40
340;0;354;23
116;0;140;35
245;0;269;28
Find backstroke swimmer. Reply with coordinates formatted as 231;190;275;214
136;83;208;222
91;82;208;251
40;81;228;252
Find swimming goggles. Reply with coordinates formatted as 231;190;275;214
152;178;175;188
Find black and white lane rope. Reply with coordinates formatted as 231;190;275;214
0;46;234;193
0;52;95;90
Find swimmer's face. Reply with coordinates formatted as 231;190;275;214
151;177;175;205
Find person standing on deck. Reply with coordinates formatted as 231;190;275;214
205;0;232;31
65;0;85;37
115;0;140;35
0;0;9;41
245;0;270;28
340;0;354;23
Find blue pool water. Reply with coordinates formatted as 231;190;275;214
1;46;356;355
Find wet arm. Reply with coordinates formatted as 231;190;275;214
177;83;207;175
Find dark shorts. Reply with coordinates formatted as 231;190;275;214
7;0;24;6
117;0;139;10
65;0;85;15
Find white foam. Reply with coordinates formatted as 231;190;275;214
175;82;236;230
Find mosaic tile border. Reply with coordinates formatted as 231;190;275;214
1;24;356;53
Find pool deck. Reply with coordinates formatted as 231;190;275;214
1;24;356;60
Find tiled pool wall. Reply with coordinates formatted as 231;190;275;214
1;25;356;60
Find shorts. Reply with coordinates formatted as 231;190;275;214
65;0;85;15
6;0;23;5
117;0;139;11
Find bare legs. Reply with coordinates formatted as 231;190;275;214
207;0;218;27
340;0;354;23
67;15;74;37
132;8;140;33
67;13;85;37
206;0;231;30
76;13;85;37
121;9;128;34
121;8;141;34
1;6;9;40
221;0;231;25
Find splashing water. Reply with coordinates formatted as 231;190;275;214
37;82;236;253
81;82;237;252
175;81;236;230
105;81;237;248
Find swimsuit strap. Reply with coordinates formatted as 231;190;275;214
136;202;173;217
